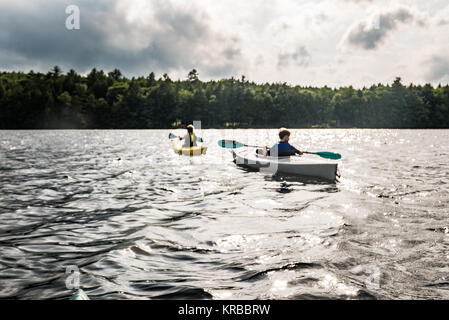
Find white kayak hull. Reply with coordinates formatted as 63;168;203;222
232;151;338;182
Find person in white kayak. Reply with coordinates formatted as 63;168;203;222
259;128;304;157
178;124;199;148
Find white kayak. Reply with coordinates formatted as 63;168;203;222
232;151;338;182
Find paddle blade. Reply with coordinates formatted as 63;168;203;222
218;140;246;149
315;152;342;160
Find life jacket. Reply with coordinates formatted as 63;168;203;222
183;133;197;148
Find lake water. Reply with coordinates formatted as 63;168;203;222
0;129;448;300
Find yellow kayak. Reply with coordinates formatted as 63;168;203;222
171;140;207;156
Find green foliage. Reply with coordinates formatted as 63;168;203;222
0;70;448;129
108;69;123;81
188;69;199;82
0;81;5;100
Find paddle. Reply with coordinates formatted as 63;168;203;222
303;151;342;160
169;133;204;143
218;139;342;160
218;140;258;149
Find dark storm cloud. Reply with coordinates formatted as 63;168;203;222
425;56;449;82
0;0;242;78
0;1;110;69
278;46;310;69
345;7;426;50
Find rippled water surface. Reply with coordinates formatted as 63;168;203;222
0;129;448;300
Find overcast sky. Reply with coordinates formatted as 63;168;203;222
0;0;448;87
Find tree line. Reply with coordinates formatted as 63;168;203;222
0;67;448;129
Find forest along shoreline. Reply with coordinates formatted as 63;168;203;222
1;67;448;129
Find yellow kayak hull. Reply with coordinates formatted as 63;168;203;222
171;140;207;156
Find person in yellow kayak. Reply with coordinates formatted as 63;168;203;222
260;128;304;157
179;125;199;148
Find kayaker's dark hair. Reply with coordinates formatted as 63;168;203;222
187;125;194;133
279;128;290;140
